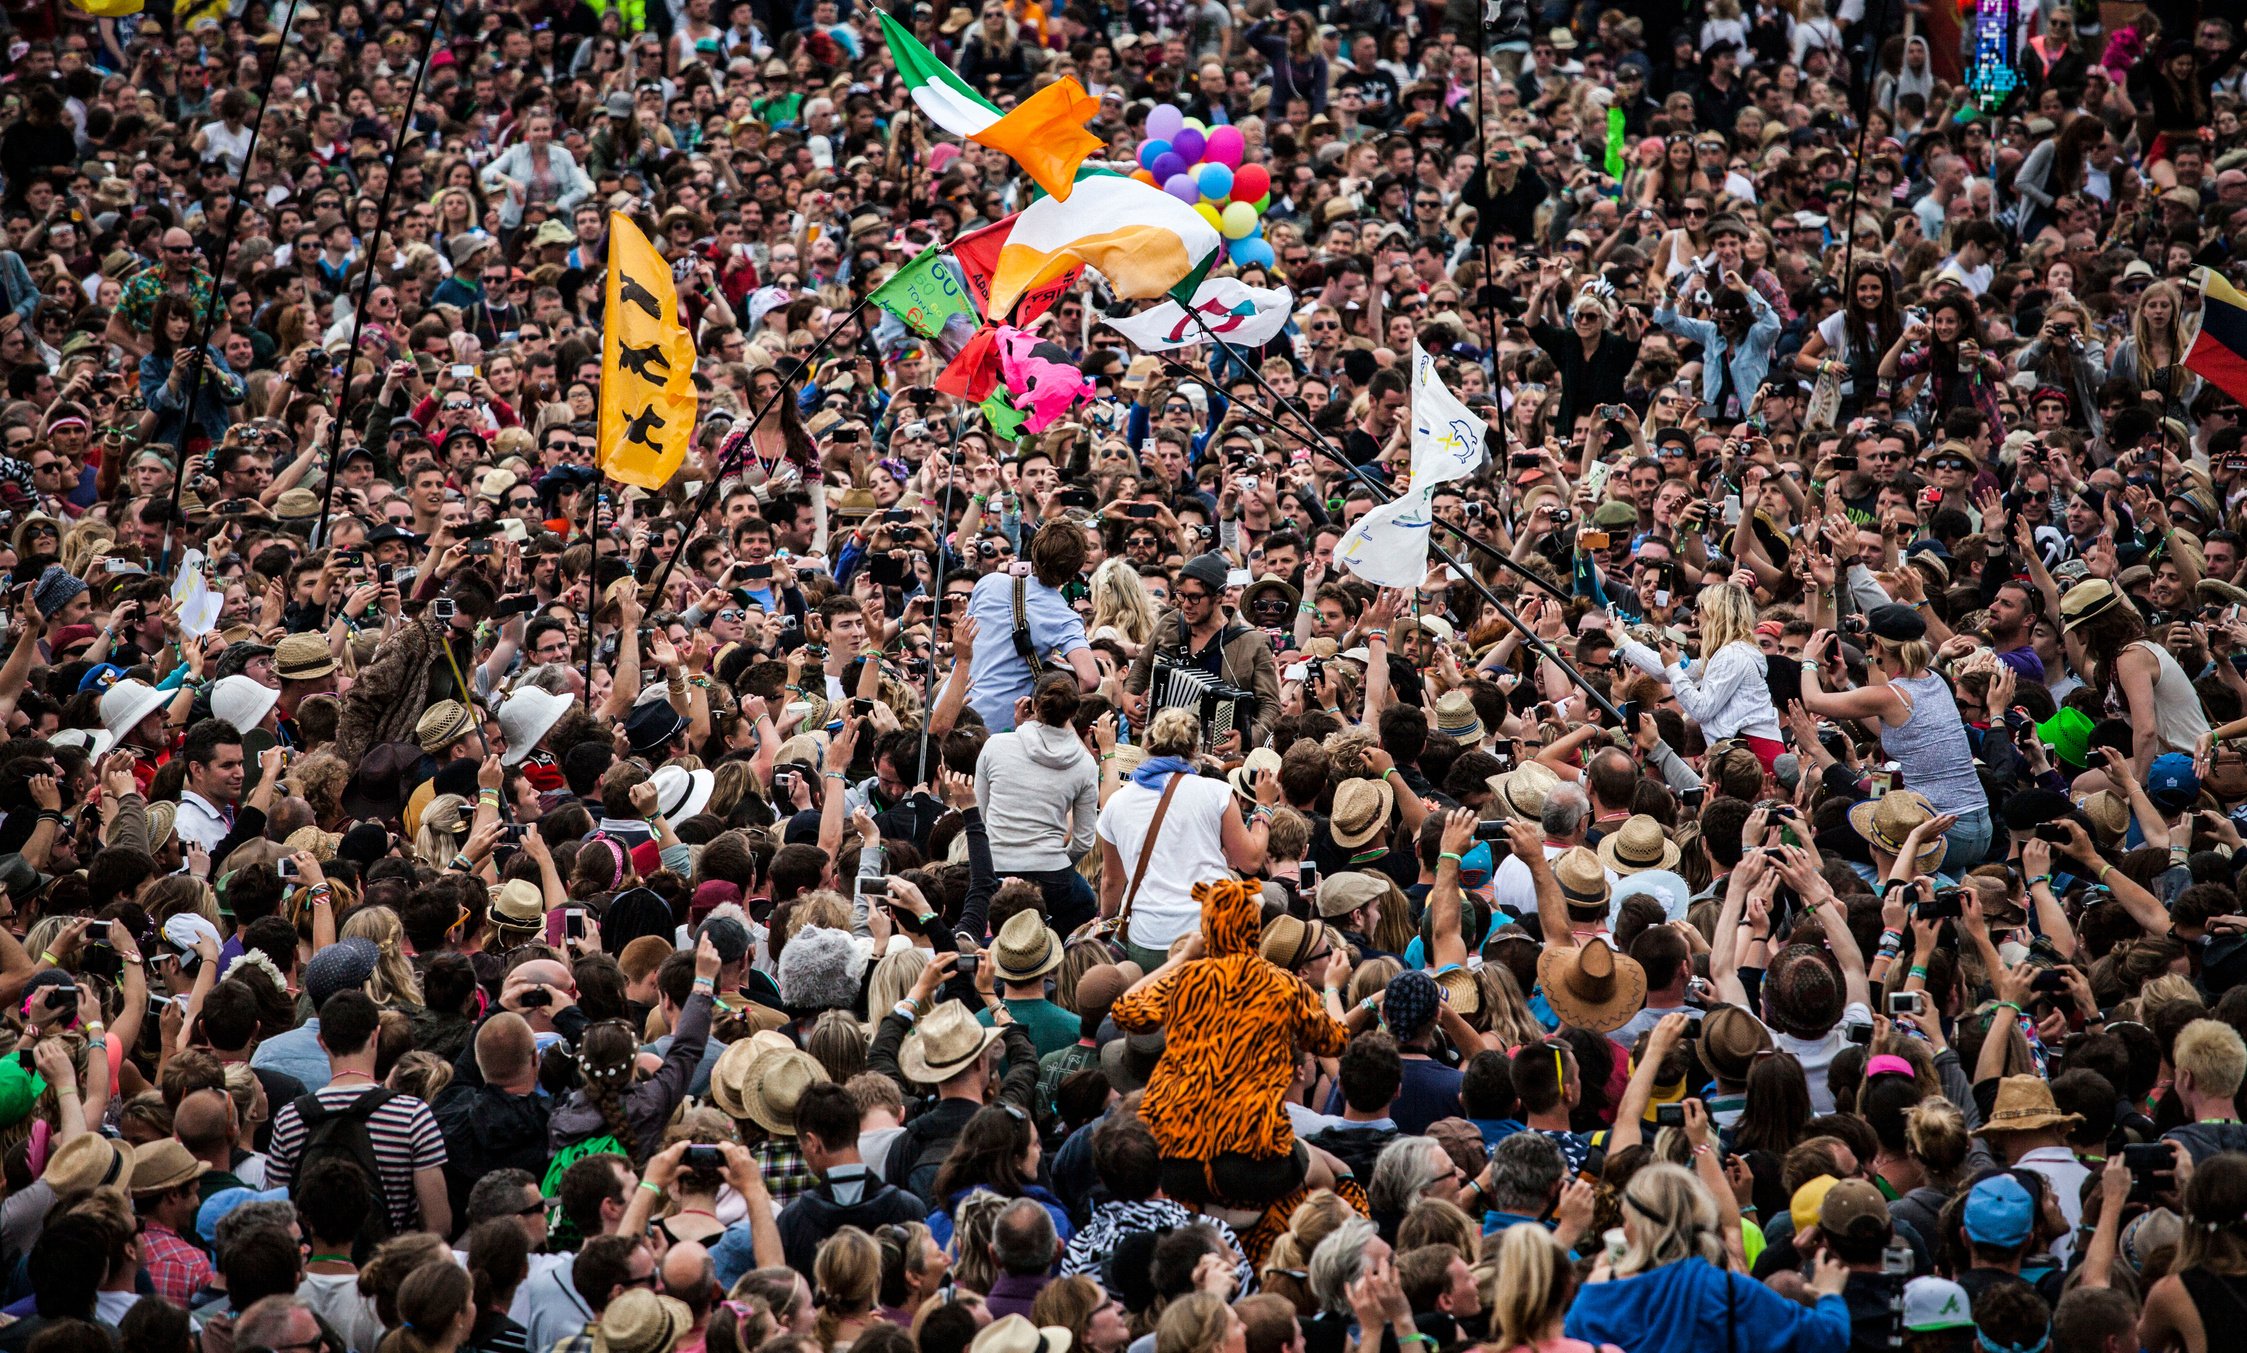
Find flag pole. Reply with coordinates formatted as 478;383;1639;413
313;6;447;549
160;1;301;573
585;477;603;705
1178;308;1625;725
637;292;878;602
913;405;971;786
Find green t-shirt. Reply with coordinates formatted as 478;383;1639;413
977;997;1082;1062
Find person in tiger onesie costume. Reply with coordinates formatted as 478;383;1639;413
1110;877;1353;1211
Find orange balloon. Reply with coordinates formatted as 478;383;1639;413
1131;168;1157;185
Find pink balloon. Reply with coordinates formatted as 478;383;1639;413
1204;125;1245;168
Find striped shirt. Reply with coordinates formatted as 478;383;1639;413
264;1083;448;1233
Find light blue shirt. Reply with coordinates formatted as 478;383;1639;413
249;1019;330;1091
963;571;1089;732
1654;286;1782;413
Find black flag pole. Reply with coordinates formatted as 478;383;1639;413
585;477;604;702
159;3;302;573
913;404;972;786
313;7;447;548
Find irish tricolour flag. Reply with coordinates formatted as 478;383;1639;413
879;12;1104;202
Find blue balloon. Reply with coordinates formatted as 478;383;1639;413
1164;172;1202;204
1196;162;1234;200
1228;236;1275;267
1137;139;1171;170
1151;151;1188;182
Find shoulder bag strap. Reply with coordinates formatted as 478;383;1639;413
1120;773;1186;922
1011;575;1043;671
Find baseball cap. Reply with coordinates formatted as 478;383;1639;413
1902;1277;1975;1332
2147;752;2201;812
1962;1174;2035;1247
1818;1179;1891;1240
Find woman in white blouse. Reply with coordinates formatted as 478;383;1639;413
1618;582;1786;769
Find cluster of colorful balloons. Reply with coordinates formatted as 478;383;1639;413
1132;103;1275;269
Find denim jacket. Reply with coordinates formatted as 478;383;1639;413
1654;286;1781;413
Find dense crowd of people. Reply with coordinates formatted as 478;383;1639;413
10;4;2247;1353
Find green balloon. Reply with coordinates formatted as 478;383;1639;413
1255;192;1270;211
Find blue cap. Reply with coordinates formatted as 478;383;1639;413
2147;753;2201;813
77;664;127;695
1963;1174;2035;1247
1458;841;1494;889
196;1186;290;1246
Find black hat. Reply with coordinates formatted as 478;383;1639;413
1864;603;1927;643
2000;787;2074;832
625;698;688;754
1179;552;1230;592
364;522;422;548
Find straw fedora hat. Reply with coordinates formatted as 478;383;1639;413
44;1133;135;1194
593;1289;693;1353
1226;747;1283;800
1697;1004;1773;1083
1488;761;1559;822
1980;1074;2084;1135
707;1030;796;1121
1847;790;1949;873
1433;965;1481;1016
973;1315;1074;1353
1330;777;1394;849
1433;689;1484;744
991;910;1063;983
738;1047;827;1137
1552;846;1612;915
1596;815;1681;876
1535;940;1646;1034
898;1000;1003;1085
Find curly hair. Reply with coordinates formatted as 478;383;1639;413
341;906;423;1009
286;750;353;827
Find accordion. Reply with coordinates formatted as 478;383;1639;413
1149;662;1258;748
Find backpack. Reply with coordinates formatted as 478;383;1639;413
288;1088;399;1246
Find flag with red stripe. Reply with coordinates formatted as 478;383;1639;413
2187;267;2247;406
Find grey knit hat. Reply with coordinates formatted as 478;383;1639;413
31;565;86;620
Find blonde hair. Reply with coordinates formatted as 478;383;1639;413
2177;1019;2247;1099
1873;635;1932;678
1488;1223;1575;1350
342;906;424;1008
1145;707;1202;758
867;948;930;1028
1905;1099;1971;1189
813;1227;881;1347
414;794;468;866
1090;558;1158;648
1475;962;1544;1048
1155;1293;1232;1353
1698;583;1760;657
1615;1163;1725;1275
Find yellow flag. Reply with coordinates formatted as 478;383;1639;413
70;0;147;15
599;214;698;490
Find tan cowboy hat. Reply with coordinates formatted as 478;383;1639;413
707;1030;795;1121
1552;846;1612;915
1596;814;1681;876
1535;940;1646;1034
1698;1004;1773;1083
1488;761;1559;822
1847;790;1949;873
1330;777;1394;849
1980;1074;2084;1135
1434;966;1481;1016
2081;790;2129;845
991;910;1063;983
898;1000;1002;1085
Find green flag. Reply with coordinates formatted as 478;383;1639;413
979;390;1029;441
869;244;978;340
1605;107;1626;184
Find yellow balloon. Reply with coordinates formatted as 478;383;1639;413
1194;202;1224;231
1219;201;1259;240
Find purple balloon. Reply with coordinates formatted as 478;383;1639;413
1151;151;1188;182
1164;172;1202;204
1146;103;1186;141
1171;127;1206;164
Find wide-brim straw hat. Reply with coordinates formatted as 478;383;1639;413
1596;814;1681;875
1535;940;1646;1034
1847;790;1948;872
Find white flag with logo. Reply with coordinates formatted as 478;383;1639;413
1106;277;1295;352
1336;344;1488;589
170;549;223;640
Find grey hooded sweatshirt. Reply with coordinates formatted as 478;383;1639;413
973;721;1098;873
